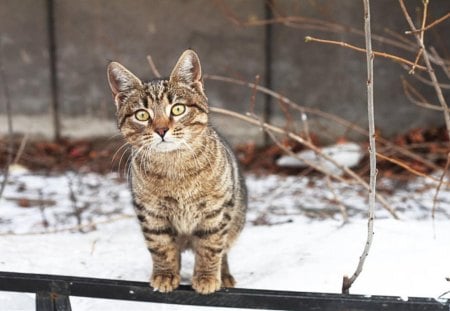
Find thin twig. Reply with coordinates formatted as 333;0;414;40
325;175;349;224
264;123;351;221
277;96;296;137
13;134;28;164
204;74;441;171
215;0;446;66
376;152;450;186
409;49;423;74
262;122;348;183
405;12;450;34
214;0;417;53
210;107;398;219
432;153;450;218
419;2;428;44
399;1;450;225
401;77;444;111
409;1;428;74
429;47;450;80
67;175;85;233
342;0;376;294
305;36;427;71
404;66;450;89
249;75;260;115
384;28;416;47
299;109;311;143
399;0;450;138
0;43;14;201
146;55;162;78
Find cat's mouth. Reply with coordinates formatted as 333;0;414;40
153;140;179;152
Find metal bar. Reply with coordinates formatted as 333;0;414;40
0;271;448;311
36;291;54;311
54;294;72;311
34;285;72;311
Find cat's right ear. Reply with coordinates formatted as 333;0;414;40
107;62;142;107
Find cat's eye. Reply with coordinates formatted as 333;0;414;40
135;110;150;121
171;104;186;116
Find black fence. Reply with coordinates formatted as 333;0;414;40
0;271;448;311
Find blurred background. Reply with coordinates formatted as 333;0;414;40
1;0;449;145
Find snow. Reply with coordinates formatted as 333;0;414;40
276;142;363;175
1;170;450;310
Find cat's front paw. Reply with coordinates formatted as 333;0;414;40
192;274;221;294
150;272;180;293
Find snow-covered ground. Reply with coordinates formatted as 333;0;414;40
1;171;450;310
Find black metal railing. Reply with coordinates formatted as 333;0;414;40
0;271;448;311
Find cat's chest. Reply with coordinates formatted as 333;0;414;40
132;165;224;234
160;195;203;234
144;184;206;233
170;207;199;235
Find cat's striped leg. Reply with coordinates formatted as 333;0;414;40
192;222;228;294
134;201;180;292
145;227;180;292
141;221;180;293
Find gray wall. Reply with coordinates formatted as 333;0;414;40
1;0;449;143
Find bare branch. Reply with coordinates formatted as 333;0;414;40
405;12;450;34
404;67;450;89
409;1;428;75
13;134;28;165
377;152;450;186
401;77;445;111
215;0;417;53
399;0;450;138
0;43;14;201
325;175;349;223
215;0;446;66
429;47;450;80
146;54;162;78
342;0;376;294
204;74;441;171
432;153;450;218
305;36;427;71
210;107;398;219
249;75;260;115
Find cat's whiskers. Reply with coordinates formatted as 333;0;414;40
134;144;150;178
142;144;153;178
125;155;133;184
112;141;130;163
140;142;156;179
113;142;131;174
107;132;126;141
119;145;134;178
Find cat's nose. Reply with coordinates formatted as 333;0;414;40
155;127;169;138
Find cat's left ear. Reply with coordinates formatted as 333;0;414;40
169;50;203;91
107;62;142;100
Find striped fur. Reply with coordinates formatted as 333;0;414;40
107;50;247;294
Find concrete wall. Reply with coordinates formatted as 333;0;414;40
0;0;449;143
270;0;450;140
1;0;50;114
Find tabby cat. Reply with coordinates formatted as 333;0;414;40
107;50;247;294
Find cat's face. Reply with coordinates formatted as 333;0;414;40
107;50;208;153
